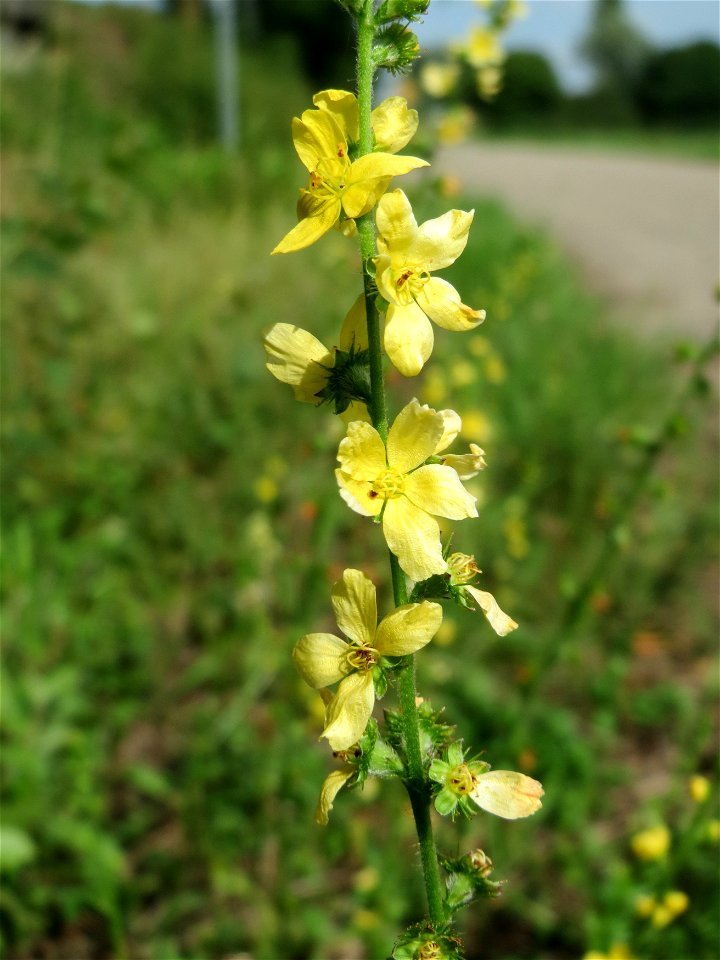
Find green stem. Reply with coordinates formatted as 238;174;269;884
355;0;446;927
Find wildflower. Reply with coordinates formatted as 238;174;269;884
419;61;460;99
273;96;428;254
313;88;421;156
630;824;671;861
447;552;518;636
663;890;689;917
293;568;442;750
688;774;710;803
634;894;656;918
476;66;503;101
374;189;485;376
336;399;478;581
263;295;370;417
430;741;543;819
465;26;504;68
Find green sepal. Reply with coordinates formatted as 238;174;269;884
440;852;504;913
392;920;464;960
373;664;389;700
417;700;455;758
374;0;430;26
433;786;458;818
314;342;371;414
409;574;452;604
372;24;420;75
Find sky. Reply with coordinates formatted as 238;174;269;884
74;0;720;92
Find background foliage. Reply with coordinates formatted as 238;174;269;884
1;3;718;959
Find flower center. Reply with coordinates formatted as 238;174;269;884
393;265;429;305
448;762;476;796
371;468;406;499
345;642;379;672
309;153;350;199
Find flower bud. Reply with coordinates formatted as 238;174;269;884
372;24;421;75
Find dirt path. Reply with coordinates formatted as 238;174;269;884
433;142;719;343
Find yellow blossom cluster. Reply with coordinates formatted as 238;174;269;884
264;81;540;832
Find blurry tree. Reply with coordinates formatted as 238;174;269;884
161;0;352;87
635;40;720;127
580;0;652;91
481;51;563;128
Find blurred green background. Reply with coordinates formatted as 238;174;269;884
1;2;718;959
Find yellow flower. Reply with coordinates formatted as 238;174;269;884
263;294;369;419
663;890;689;917
273;95;428;254
374;189;485;376
688;774;710;803
631;824;671;861
477;66;503;101
293;568;442;750
420;61;460;99
465;26;505;68
336;400;478;581
634;894;656;918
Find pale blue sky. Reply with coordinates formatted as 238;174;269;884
74;0;720;91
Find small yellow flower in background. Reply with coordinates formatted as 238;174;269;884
465;26;505;68
663;889;689;917
477;65;503;101
253;476;278;504
263;295;369;420
707;819;720;842
450;359;477;387
634;894;656;918
459;409;492;442
422;368;448;405
336;400;478;581
436;105;477;145
438;174;462;198
631;824;671;861
651;904;673;929
374;189;485;376
584;945;636;960
272;94;428;254
484;353;507;384
420;61;460;99
688;774;710;803
293;568;442;751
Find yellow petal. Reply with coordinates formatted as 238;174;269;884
338;294;369;351
404;464;478;520
375;601;442;656
471;771;543;819
383;498;447;582
293;633;349;688
337;420;387;480
387;398;445;474
434;409;463;454
416;277;485;331
339;400;371;425
383;302;434;377
343;155;429;219
336;469;383;517
464;586;518;636
408;208;474;271
315;769;353;825
442;443;486;479
331;569;377;647
322;672;375;751
313;89;359;143
371;97;418;153
263;323;332;402
272;196;340;254
376;189;418;255
291;109;345;173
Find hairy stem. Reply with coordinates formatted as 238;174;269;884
355;0;446;927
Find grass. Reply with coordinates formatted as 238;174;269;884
1;4;718;959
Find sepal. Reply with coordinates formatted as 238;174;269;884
372;24;421;75
355;718;405;785
375;0;430;26
314;342;372;414
440;850;503;913
393;920;464;960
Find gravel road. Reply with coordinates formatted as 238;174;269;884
433;142;719;343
